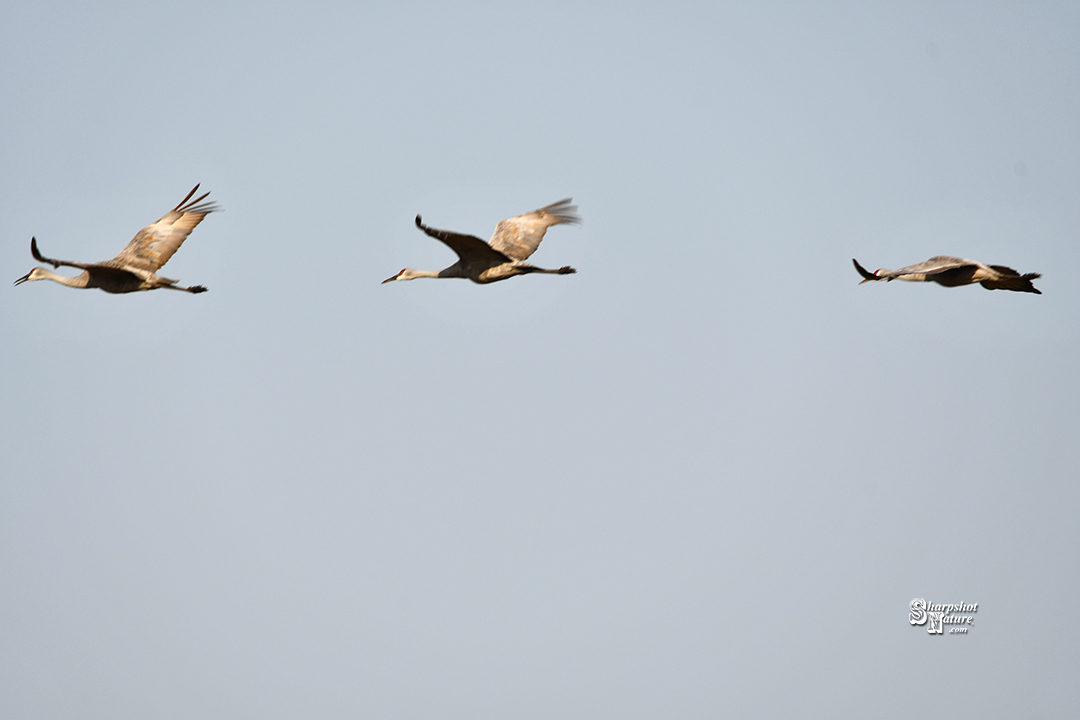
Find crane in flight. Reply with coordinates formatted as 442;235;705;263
383;199;580;285
852;256;1041;294
15;185;217;294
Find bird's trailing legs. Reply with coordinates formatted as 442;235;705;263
520;265;577;275
162;283;209;293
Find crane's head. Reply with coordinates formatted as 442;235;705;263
382;268;431;283
860;270;889;284
14;267;48;286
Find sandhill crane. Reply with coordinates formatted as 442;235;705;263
14;185;217;294
383;199;580;285
852;256;1041;294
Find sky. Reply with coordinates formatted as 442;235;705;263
2;1;1078;718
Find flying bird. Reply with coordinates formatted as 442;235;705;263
15;185;218;294
383;199;580;285
852;256;1041;294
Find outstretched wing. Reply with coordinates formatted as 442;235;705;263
112;185;218;273
414;215;511;265
30;237;92;270
852;258;878;281
888;256;977;277
488;199;580;262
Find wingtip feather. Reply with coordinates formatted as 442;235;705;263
174;184;200;211
852;258;877;282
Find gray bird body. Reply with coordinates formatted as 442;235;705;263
852;256;1041;294
15;185;217;294
383;199;580;285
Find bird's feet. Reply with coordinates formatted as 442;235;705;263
557;266;576;274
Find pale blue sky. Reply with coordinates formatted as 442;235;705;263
2;1;1078;718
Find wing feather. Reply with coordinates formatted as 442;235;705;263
892;256;976;276
112;185;218;273
872;256;981;280
30;237;92;270
414;215;511;265
852;258;878;281
488;199;580;262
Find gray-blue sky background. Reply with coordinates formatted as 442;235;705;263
2;2;1078;717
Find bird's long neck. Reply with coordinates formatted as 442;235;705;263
38;269;91;288
401;267;454;280
411;268;443;279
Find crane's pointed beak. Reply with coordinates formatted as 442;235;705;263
381;275;398;284
14;271;32;286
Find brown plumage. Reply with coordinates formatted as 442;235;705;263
852;256;1041;294
15;185;217;294
383;199;580;285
